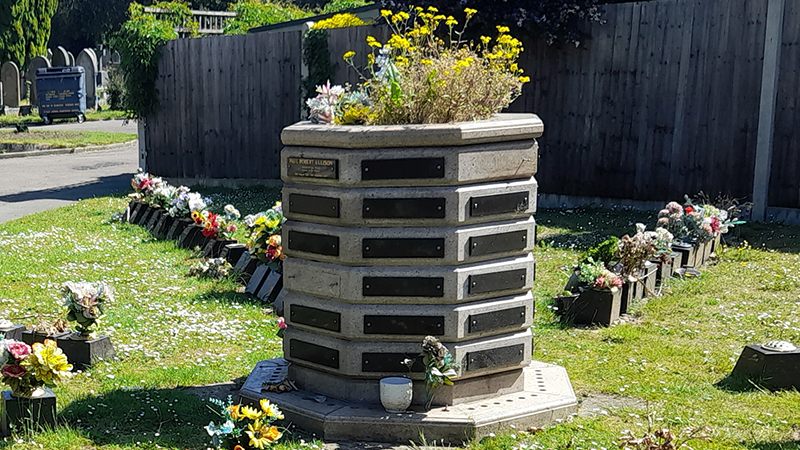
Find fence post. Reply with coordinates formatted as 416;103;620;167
752;0;786;221
138;119;147;172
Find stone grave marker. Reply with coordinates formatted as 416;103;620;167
25;56;50;106
67;51;75;66
0;62;20;107
239;115;577;442
76;49;98;108
52;47;69;67
47;49;52;59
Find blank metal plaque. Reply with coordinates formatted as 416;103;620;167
290;305;341;332
363;315;445;335
362;353;425;372
362;277;444;297
468;306;527;334
469;269;527;294
466;344;525;371
289;339;340;369
288;230;339;256
362;238;445;259
469;230;528;257
361;157;445;180
363;198;446;219
470;192;529;217
288;193;340;218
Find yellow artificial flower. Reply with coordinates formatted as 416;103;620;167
241;405;264;421
260;399;285;419
246;423;279;449
25;340;72;385
343;51;355;60
228;404;242;420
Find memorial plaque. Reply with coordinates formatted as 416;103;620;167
362;353;425;373
468;306;527;334
469;269;527;294
362;238;445;259
289;339;339;369
363;315;445;335
466;344;525;371
288;231;339;257
470;192;529;217
363;277;444;297
290;305;341;332
363;198;446;219
288;194;340;218
286;157;338;179
361;157;445;180
469;230;528;257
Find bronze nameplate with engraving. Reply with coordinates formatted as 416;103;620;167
287;157;338;180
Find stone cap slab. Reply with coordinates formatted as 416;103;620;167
281;114;544;149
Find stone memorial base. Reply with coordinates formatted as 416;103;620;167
238;358;577;444
21;331;70;346
731;345;800;390
57;335;116;370
0;324;24;341
0;389;56;436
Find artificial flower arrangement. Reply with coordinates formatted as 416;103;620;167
419;336;459;410
131;171;164;201
243;203;286;271
0;339;72;397
192;204;240;239
657;197;745;244
614;224;659;278
61;281;114;339
188;258;233;280
307;6;528;125
206;396;284;450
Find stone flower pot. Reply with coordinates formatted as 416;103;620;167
566;288;621;326
379;377;413;413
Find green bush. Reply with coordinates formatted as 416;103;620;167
0;0;58;68
321;0;372;14
105;67;127;111
584;236;620;266
224;0;312;35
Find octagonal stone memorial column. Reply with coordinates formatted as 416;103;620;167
239;114;576;443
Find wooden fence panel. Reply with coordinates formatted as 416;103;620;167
145;31;303;180
770;0;800;208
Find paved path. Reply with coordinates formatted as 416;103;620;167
28;118;136;134
0;120;138;224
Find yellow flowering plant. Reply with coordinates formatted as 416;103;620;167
337;6;528;124
206;396;284;450
1;339;73;396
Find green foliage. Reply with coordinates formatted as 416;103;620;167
223;0;312;35
302;28;332;100
111;2;187;119
106;66;127;110
0;0;58;68
321;0;371;14
50;0;138;53
585;236;619;266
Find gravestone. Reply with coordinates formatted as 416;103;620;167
239;115;577;442
67;51;75;66
0;62;20;107
47;49;52;59
52;47;69;67
76;49;98;108
25;56;50;106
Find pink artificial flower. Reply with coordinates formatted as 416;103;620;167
1;364;27;379
226;224;237;233
593;276;606;289
710;217;720;233
277;317;287;329
7;342;31;360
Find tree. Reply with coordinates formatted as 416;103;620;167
0;0;58;68
50;0;155;53
386;0;605;46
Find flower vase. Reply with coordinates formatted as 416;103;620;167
567;288;621;326
10;387;46;399
1;388;57;436
380;377;413;413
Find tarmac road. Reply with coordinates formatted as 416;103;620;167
0;120;139;224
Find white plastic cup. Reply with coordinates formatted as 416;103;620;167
379;377;413;413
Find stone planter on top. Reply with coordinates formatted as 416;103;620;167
237;114;577;443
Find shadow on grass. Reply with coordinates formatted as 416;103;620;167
59;387;218;449
193;288;273;309
744;441;800;450
536;208;656;252
714;373;773;393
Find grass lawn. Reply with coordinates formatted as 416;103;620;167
0;194;798;450
0;130;137;149
0;110;127;127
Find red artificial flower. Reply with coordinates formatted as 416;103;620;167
277;317;287;329
685;206;693;213
1;364;27;379
710;216;720;233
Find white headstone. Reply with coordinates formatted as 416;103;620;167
47;49;52;59
1;61;21;107
76;49;98;109
25;56;50;106
67;51;75;66
52;46;69;67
